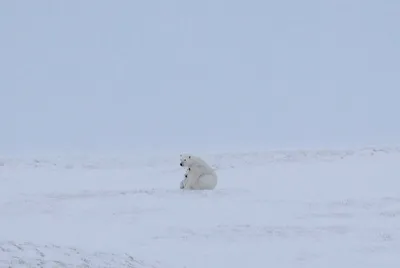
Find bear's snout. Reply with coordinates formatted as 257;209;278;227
180;162;183;166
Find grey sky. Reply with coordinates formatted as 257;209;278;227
1;0;399;154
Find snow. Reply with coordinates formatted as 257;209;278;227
1;147;400;267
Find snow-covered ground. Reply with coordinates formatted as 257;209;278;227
1;147;400;267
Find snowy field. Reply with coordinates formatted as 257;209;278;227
1;147;400;268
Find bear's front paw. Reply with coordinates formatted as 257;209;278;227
180;180;185;189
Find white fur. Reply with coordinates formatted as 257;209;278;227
179;154;217;190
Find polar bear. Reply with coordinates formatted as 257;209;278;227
180;166;203;189
180;167;191;189
179;154;217;190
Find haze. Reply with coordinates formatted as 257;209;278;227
1;0;399;154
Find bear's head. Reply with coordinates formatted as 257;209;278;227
180;154;195;167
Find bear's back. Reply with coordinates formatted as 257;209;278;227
191;156;215;174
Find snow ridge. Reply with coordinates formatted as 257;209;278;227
0;146;398;170
0;241;157;268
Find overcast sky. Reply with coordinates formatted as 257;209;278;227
1;0;399;154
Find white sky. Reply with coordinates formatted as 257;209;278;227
1;0;399;154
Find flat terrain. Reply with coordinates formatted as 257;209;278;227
1;147;399;267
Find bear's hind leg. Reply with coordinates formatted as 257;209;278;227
197;174;217;190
